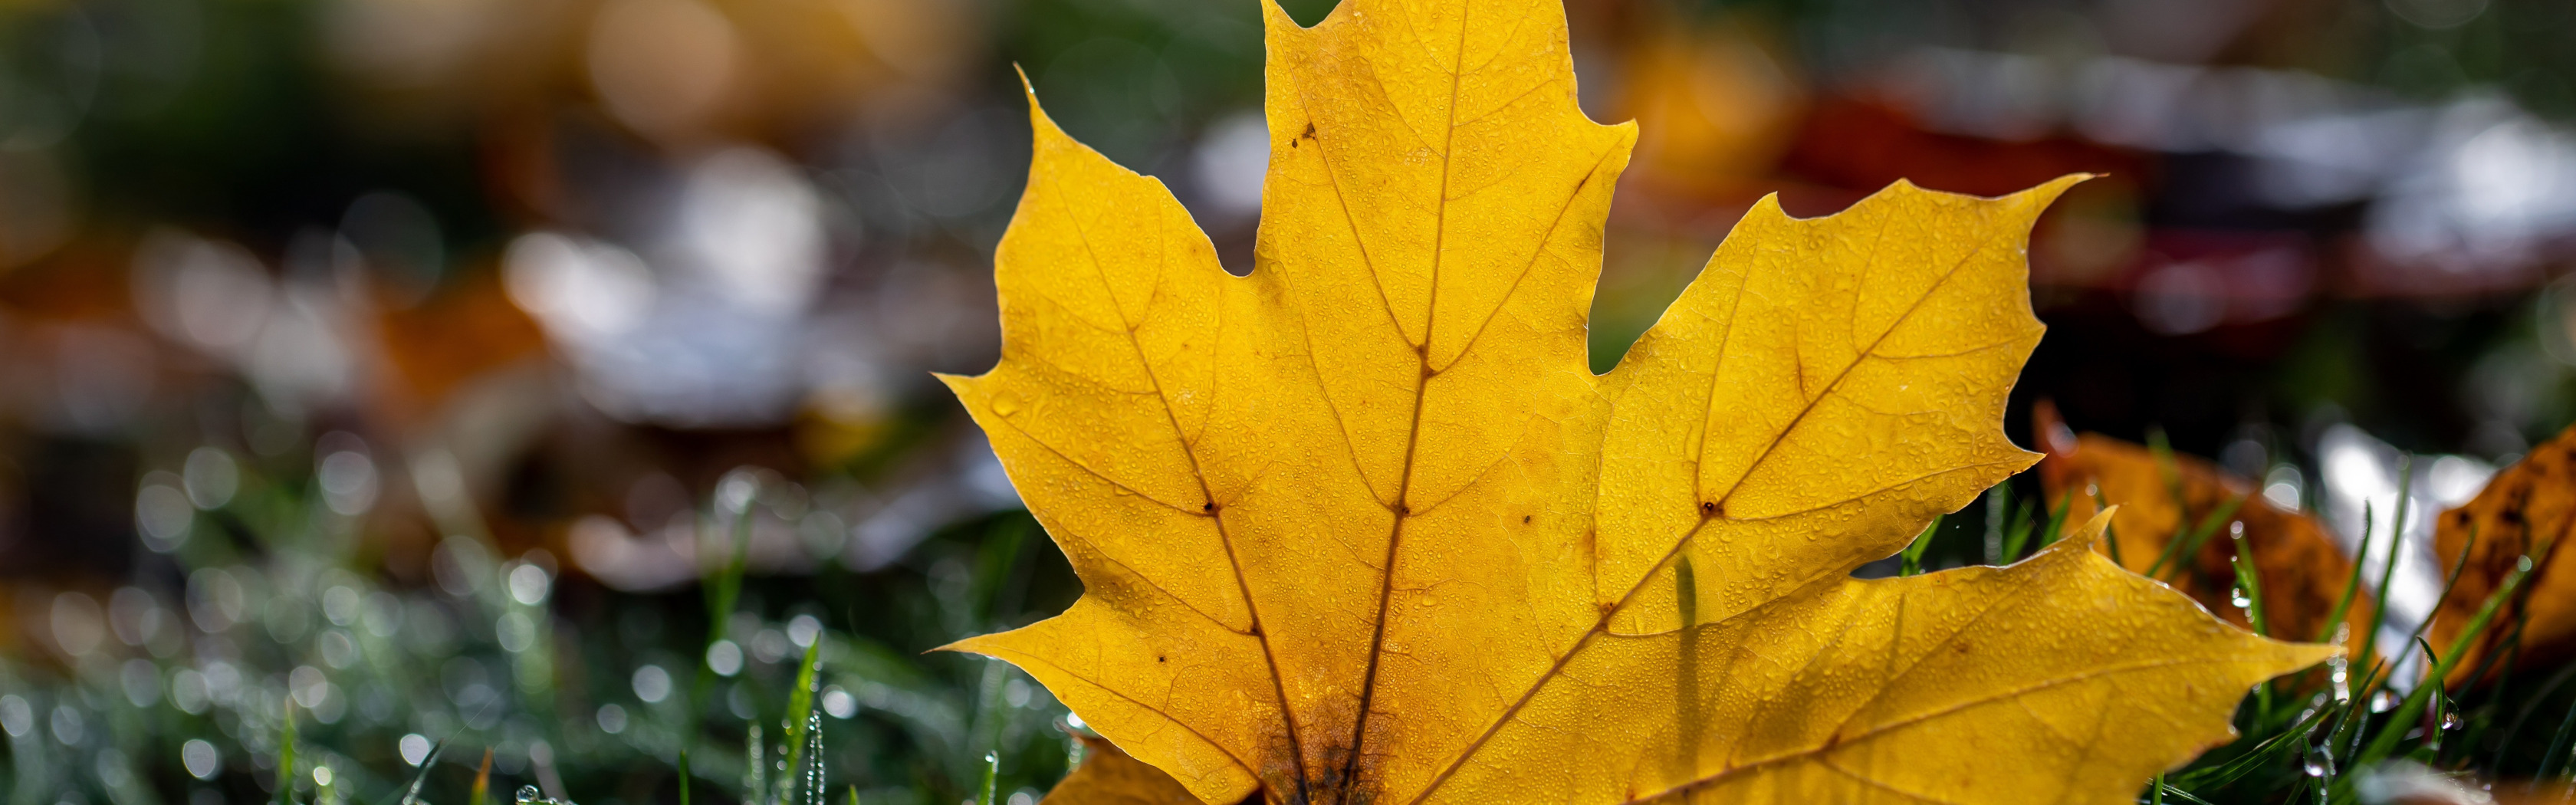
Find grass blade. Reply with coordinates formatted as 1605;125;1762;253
685;483;758;798
2095;488;2126;567
978;751;999;805
780;638;824;804
2171;704;2330;790
2150;494;2247;583
399;738;449;805
2229;526;2274;724
2353;457;2413;698
2354;554;2528;767
2341;527;2482;761
2038;494;2072;553
2492;622;2569;772
1984;483;2009;565
278;698;298;805
803;710;826;805
2542;695;2576;786
2315;501;2377;645
2157;782;2215;805
1900;515;1941;576
746;723;766;804
2001;497;2036;565
2231;525;2267;637
472;749;492;805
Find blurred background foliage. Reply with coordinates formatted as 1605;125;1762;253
2;0;2574;802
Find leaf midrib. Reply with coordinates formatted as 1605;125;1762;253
1329;4;1476;800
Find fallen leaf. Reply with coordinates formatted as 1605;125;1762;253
2492;781;2576;805
2033;401;2378;665
369;270;548;432
1610;12;1802;200
945;2;2335;803
1044;734;1225;805
2430;423;2576;688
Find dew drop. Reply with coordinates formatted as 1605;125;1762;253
517;786;542;805
994;395;1022;416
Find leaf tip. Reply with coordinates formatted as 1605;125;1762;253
2062;507;2118;554
927;636;981;657
2016;172;2095;209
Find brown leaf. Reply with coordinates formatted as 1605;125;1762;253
1042;734;1215;805
2034;401;2377;665
2430;423;2576;688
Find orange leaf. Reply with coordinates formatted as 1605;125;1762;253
1043;734;1224;805
2430;423;2576;688
2033;401;2377;669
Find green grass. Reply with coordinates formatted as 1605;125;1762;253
0;450;1080;805
5;441;2571;805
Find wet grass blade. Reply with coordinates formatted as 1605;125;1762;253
472;749;492;805
399;738;449;805
2352;458;2413;698
2341;529;2481;761
2354;554;2528;767
801;709;826;805
978;751;998;805
2171;703;2329;790
278;698;297;805
2315;501;2377;645
2155;782;2214;805
780;639;823;804
686;492;757;797
746;723;766;804
2229;529;2274;724
2232;529;2268;637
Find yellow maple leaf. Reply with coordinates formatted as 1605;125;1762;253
939;1;2337;802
